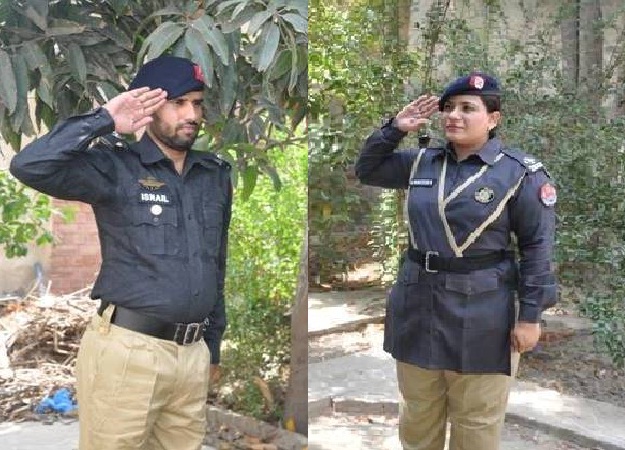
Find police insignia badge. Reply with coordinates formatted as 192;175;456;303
474;187;495;203
138;176;166;190
470;75;485;89
540;183;557;206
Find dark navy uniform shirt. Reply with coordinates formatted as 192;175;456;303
9;108;232;363
355;121;557;374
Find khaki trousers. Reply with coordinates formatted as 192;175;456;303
76;305;211;450
397;353;520;450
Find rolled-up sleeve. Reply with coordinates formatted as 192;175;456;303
509;170;558;322
355;120;414;189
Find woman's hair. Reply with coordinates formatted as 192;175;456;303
481;95;501;139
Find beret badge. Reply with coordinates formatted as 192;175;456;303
470;75;485;90
193;64;204;83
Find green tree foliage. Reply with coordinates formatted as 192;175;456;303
308;0;417;281
0;170;52;258
220;142;306;421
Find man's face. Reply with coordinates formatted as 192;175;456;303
148;90;204;152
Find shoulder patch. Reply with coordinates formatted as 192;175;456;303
98;133;128;151
501;148;549;175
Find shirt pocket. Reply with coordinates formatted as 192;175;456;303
131;204;179;256
401;261;431;317
201;200;224;258
444;270;511;329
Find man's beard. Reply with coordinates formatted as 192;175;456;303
149;119;199;152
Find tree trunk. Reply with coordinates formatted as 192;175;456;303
283;226;308;435
579;0;603;104
560;0;579;94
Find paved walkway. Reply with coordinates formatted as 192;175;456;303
308;289;625;450
0;420;218;450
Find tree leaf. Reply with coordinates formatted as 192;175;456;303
20;41;51;76
29;0;49;19
184;28;215;88
192;16;230;65
258;23;280;72
231;0;251;20
37;77;54;108
139;22;185;63
247;9;273;36
217;62;237;115
284;0;307;17
107;0;129;15
282;13;307;34
270;49;292;80
240;165;258;201
46;25;85;37
0;50;18;114
24;5;47;30
146;5;183;18
67;43;87;84
218;6;257;33
261;163;282;191
10;53;29;131
216;0;245;15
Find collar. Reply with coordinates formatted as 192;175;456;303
133;133;169;165
132;133;221;172
442;138;503;166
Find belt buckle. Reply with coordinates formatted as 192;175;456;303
174;322;204;345
425;251;439;273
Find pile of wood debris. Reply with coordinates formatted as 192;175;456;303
0;286;95;422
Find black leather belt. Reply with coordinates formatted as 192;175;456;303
407;248;510;273
97;302;208;345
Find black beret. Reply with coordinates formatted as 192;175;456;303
128;55;205;99
438;72;501;111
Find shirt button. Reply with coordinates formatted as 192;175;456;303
193;251;199;258
193;290;199;296
153;217;160;223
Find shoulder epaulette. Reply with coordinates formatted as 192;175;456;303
501;148;545;173
203;152;232;170
98;133;129;151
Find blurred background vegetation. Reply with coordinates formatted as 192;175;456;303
309;0;625;368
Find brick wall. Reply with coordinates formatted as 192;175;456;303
48;199;101;294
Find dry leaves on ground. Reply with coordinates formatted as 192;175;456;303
0;287;94;422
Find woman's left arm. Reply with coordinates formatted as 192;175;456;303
509;169;558;351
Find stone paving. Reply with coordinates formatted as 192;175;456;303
308;289;625;450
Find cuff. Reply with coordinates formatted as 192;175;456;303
518;304;542;323
381;117;408;142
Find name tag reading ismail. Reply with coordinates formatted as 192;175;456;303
410;178;435;187
139;192;170;204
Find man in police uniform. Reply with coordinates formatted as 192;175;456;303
356;73;557;450
10;55;232;450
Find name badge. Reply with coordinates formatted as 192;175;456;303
138;192;171;204
410;178;435;187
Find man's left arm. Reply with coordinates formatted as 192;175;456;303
204;169;233;372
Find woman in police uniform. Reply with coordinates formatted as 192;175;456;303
355;72;557;450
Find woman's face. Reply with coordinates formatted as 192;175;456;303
440;95;500;149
